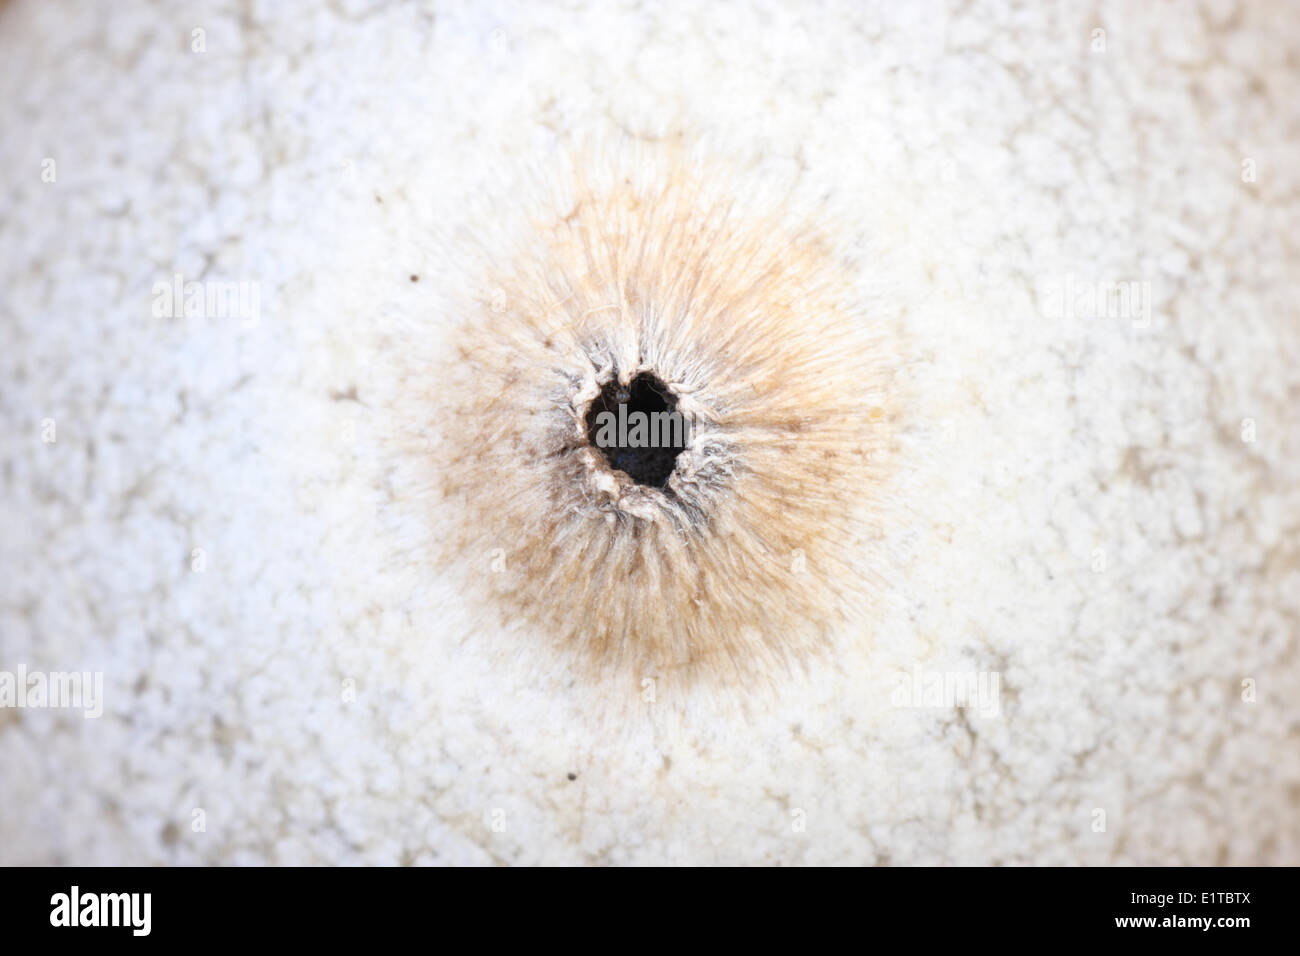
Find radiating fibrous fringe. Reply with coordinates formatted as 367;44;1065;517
411;143;896;696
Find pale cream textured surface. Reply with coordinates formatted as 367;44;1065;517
0;0;1297;865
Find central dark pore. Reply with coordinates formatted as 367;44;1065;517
584;372;686;488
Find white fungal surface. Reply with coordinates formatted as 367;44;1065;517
0;0;1297;865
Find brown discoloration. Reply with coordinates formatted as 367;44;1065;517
395;143;903;701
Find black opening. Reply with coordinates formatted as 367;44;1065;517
584;372;686;489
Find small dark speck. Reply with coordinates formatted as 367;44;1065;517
410;275;419;282
567;772;577;781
